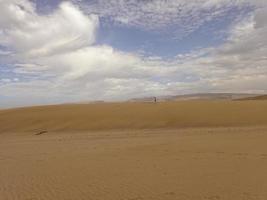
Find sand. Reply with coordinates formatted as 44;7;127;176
1;100;267;133
1;100;267;199
238;94;267;101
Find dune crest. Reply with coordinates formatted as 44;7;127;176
1;100;267;134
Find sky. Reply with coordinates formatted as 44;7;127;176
0;0;267;108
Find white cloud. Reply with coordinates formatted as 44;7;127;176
0;49;11;55
1;78;11;83
186;6;267;92
0;0;99;57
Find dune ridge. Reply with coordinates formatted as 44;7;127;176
237;94;267;101
1;100;267;134
2;100;267;199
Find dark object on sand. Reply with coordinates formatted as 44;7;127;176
35;130;47;135
154;97;157;103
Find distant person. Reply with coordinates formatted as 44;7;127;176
154;97;157;103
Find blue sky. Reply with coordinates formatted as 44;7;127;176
0;0;267;108
95;4;253;58
35;0;245;57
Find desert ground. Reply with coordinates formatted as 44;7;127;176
1;100;267;200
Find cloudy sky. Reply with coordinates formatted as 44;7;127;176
0;0;267;108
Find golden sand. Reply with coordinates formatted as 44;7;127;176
1;100;267;133
1;100;267;199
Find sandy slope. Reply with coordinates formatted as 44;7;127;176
238;94;267;101
1;127;267;200
1;100;267;200
1;100;267;134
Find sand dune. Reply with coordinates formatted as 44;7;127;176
237;94;267;101
1;100;267;134
1;100;267;199
130;93;262;102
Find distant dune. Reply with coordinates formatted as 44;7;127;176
237;94;267;101
129;93;262;102
1;100;267;134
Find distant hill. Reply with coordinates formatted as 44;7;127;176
129;93;262;102
237;94;267;101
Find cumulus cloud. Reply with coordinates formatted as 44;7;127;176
0;0;98;57
187;6;267;92
0;0;267;108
